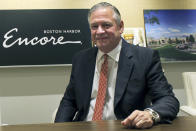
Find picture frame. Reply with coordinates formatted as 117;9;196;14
122;27;146;47
144;9;196;62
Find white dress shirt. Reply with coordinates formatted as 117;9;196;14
85;40;122;121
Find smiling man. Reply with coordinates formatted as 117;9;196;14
89;5;123;53
55;2;179;129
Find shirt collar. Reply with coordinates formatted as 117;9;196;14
97;39;122;62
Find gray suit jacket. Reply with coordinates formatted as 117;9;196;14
55;39;179;123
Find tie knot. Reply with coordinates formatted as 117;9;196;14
103;54;108;61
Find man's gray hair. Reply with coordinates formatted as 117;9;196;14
88;2;121;25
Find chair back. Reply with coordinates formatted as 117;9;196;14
51;108;58;123
0;108;1;125
182;72;196;108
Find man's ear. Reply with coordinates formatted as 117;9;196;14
119;21;124;34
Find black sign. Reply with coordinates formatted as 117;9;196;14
0;9;91;66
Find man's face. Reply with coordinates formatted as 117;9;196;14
89;7;124;53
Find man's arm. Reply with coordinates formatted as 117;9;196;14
145;50;179;123
55;82;77;122
55;56;78;122
121;50;179;128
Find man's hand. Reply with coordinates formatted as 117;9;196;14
121;110;153;129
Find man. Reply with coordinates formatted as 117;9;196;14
55;2;179;129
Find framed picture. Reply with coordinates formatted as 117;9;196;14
144;10;196;62
122;27;146;47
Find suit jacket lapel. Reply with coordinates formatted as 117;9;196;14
114;40;135;108
83;47;98;111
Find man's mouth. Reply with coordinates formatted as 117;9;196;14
96;37;108;40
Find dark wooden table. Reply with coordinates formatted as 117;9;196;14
1;116;196;131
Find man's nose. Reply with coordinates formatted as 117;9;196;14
97;26;105;34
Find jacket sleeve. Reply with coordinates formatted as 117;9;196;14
146;50;180;123
55;56;78;122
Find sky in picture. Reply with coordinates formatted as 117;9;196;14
144;10;196;40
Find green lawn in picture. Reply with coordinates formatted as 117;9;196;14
154;44;196;61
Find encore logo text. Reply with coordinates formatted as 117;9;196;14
3;28;82;48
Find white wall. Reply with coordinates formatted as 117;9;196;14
0;95;62;125
0;66;71;125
